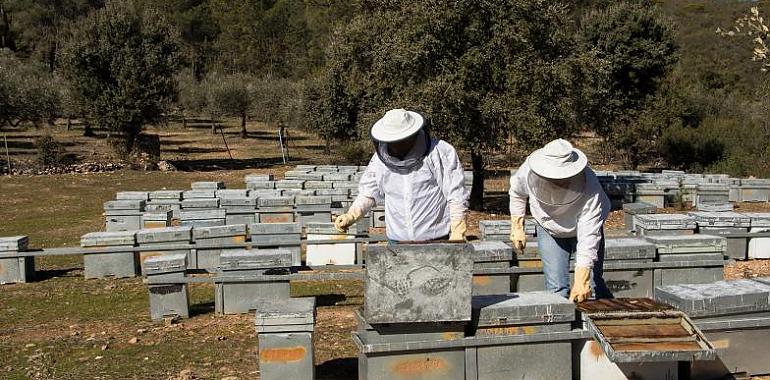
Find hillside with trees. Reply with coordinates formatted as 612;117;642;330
1;0;769;200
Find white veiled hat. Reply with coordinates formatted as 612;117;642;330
528;139;588;180
370;108;425;143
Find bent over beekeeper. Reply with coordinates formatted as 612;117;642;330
334;108;469;243
509;139;612;302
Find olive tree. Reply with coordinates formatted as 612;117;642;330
306;0;586;209
205;73;252;138
58;0;180;154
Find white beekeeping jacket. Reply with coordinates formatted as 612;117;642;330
354;138;469;242
509;159;610;268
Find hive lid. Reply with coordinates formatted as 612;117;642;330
191;181;225;190
696;202;734;212
179;209;226;220
81;231;136;247
216;189;250;198
219;249;292;270
364;243;472;324
143;253;187;275
136;226;192;244
258;197;294;207
294;195;332;205
655;280;770;318
467;241;513;262
471;292;575;326
116;191;149;201
643;234;726;254
622;202;657;214
604;238;656;260
635;214;696;230
149;190;183;200
104;199;146;211
245;174;274;182
687;211;750;228
219;197;256;207
142;211;173;220
181;198;219;208
275;180;305;188
182;190;217;199
0;236;29;251
254;297;316;327
578;298;716;363
249;223;301;234
193;224;247;239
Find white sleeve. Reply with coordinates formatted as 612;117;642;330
575;192;606;269
508;162;529;217
357;154;384;205
437;143;468;221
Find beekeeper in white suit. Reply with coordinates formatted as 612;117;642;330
509;139;612;302
335;108;469;243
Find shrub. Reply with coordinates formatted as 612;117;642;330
35;135;63;167
338;140;372;165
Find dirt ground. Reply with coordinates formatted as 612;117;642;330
2;122;770;379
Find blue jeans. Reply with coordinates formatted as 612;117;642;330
537;225;613;299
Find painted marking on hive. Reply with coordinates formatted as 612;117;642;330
392;357;448;376
588;340;605;361
232;236;246;244
710;339;730;349
259;346;306;363
472;275;490;286
441;332;463;341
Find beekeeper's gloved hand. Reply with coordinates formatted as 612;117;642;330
334;196;375;233
510;215;527;252
449;219;467;241
569;266;592;303
334;212;359;233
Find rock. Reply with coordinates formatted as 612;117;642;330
128;337;139;344
136;328;147;334
158;161;177;172
94;356;103;360
100;344;109;351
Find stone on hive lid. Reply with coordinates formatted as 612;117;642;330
364;243;472;324
471;291;576;326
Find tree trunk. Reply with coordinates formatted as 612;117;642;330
470;151;485;211
240;113;247;138
182;116;187;129
66;118;71;131
211;118;216;135
83;121;95;137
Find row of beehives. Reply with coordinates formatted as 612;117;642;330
588;169;770;208
285;164;475;189
103;180;390;232
0;221;364;285
473;229;727;299
3;234;766;379
356;243;770;380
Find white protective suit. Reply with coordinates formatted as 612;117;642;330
509;159;610;268
351;135;469;242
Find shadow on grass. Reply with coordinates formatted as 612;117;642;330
168;156;287;172
317;358;357;380
34;267;81;281
173;146;229;154
190;302;215;317
483;192;509;214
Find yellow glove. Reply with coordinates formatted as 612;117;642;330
334;206;364;233
449;219;467;241
510;216;526;252
569;266;592;303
